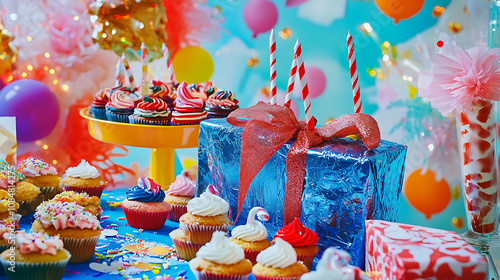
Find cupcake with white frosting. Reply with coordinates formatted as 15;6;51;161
252;238;308;280
61;160;107;198
230;207;271;264
189;231;252;280
179;185;233;244
301;247;369;280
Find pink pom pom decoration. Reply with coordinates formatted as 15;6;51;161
418;39;500;116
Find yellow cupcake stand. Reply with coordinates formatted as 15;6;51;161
80;107;199;188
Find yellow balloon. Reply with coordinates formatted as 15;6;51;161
172;46;214;84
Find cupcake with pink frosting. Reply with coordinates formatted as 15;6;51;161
0;232;71;280
172;82;208;125
164;175;196;222
105;89;136;123
31;201;101;263
18;157;61;201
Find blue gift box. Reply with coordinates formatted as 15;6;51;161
196;118;407;268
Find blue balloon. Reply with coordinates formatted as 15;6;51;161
0;79;60;142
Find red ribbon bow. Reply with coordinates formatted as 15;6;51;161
227;101;381;224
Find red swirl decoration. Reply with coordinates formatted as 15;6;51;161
92;89;109;107
137;97;169;111
274;217;318;247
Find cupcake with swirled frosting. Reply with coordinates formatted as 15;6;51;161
0;232;71;280
121;177;171;230
105;88;136;123
90;89;110;120
253;238;308;280
149;79;177;106
61;159;107;198
171;82;208;125
179;185;233;244
165;174;196;222
206;89;239;119
301;247;366;280
18;157;61;201
31;201;101;263
274;217;319;270
129;96;172;125
230;207;271;265
189;231;252;280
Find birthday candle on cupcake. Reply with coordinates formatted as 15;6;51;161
115;58;126;87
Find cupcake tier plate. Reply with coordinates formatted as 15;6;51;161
80;107;199;188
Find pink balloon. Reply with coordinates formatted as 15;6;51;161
286;0;310;7
244;0;278;38
295;66;327;99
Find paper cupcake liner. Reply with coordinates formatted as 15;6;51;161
39;186;60;201
167;204;188;222
191;269;250;280
0;248;71;280
105;111;131;123
180;223;231;244
253;276;302;280
62;185;106;198
62;235;100;263
121;205;169;230
172;238;202;261
128;116;170;126
243;249;262;265
17;195;43;217
91;107;107;120
297;254;316;270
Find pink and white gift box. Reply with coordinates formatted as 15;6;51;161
365;220;487;280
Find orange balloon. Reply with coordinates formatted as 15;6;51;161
404;169;451;219
374;0;424;24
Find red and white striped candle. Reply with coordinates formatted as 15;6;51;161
162;43;175;82
284;53;297;108
141;42;149;96
269;29;277;105
121;53;136;89
347;31;363;114
294;40;315;131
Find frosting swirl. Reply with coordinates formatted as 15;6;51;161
18;157;57;177
64;159;100;179
91;89;109;107
196;231;245;265
34;201;101;230
167;175;196;197
274;217;318;247
17;232;64;255
126;177;165;202
187;186;229;216
137;96;169;111
301;248;356;280
149;79;175;99
256;238;297;268
107;90;135;109
174;82;205;111
231;207;268;242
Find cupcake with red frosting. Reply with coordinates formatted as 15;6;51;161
273;217;319;270
149;79;177;106
90;89;110;120
0;232;71;280
129;96;172;125
105;89;136;123
164;175;196;222
206;89;239;119
172;82;208;125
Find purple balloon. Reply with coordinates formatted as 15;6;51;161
0;79;60;142
0;79;5;92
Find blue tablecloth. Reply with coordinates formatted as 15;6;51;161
2;188;204;280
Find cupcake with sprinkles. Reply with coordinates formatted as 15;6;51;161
52;191;103;219
18;157;61;201
129;96;172;125
31;201;101;263
121;177;171;230
0;190;19;220
171;82;208;125
105;88;136;123
0;232;71;280
164;174;196;222
0;217;20;252
230;207;271;265
61;159;107;198
90;89;110;120
0;167;42;216
274;217;319;270
206;89;239;119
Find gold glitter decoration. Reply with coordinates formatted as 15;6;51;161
0;18;17;76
